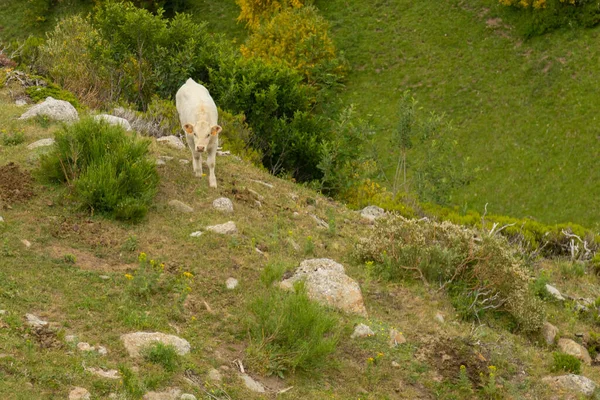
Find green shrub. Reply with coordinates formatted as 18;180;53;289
355;216;545;333
218;109;263;166
38;118;158;222
143;342;180;372
246;283;339;377
551;352;582;374
25;83;80;108
1;130;25;146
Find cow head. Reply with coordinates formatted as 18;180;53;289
184;122;222;153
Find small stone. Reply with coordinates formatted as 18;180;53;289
99;275;110;280
120;332;191;358
546;284;565;301
216;150;230;156
391;361;401;368
247;189;264;201
27;138;56;150
254;200;262;208
250;179;273;189
0;216;4;223
389;329;406;347
94;114;132;131
97;346;108;356
65;335;77;343
240;374;265;393
69;387;91;400
25;313;48;328
180;395;197;400
542;374;597;397
142;388;182;400
205;221;237;235
77;342;94;352
212;197;234;213
434;312;445;324
558;338;592;365
189;231;203;238
351;323;374;339
0;310;6;315
159;156;174;161
21;239;31;248
226;278;238;290
360;205;386;221
179;159;189;165
542;322;559;346
156;159;166;166
207;368;222;382
157;135;185;150
85;367;120;379
292;212;300;218
168;200;194;213
15;99;27;106
310;214;329;229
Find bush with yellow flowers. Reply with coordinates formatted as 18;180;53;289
236;0;304;29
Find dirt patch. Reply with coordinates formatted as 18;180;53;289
0;162;35;207
48;245;134;272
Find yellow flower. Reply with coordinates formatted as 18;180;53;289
183;271;194;278
150;259;155;266
367;357;374;363
186;286;192;292
191;316;197;321
160;263;165;270
138;252;147;262
125;273;133;280
377;352;384;358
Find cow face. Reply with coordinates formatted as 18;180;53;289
184;123;222;153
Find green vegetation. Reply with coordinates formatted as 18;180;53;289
551;352;582;374
1;129;25;146
143;343;181;372
25;83;79;108
38;117;159;222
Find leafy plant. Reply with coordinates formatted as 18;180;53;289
236;0;304;29
25;83;79;108
550;352;582;374
143;342;180;372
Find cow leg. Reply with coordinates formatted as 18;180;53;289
192;151;203;177
207;150;217;188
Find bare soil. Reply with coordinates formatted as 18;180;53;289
0;162;34;207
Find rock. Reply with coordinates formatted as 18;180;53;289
142;388;182;400
94;114;132;131
546;284;566;301
216;150;230;156
351;323;374;339
97;346;108;356
542;322;559;346
159;156;174;161
226;278;238;290
0;216;4;223
434;312;445;324
85;367;120;379
19;97;78;122
542;374;597;397
179;159;189;164
360;205;386;221
25;313;48;329
254;200;262;208
309;214;329;229
69;387;91;400
65;335;77;343
292;212;300;218
189;231;203;238
279;258;368;317
240;374;265;393
168;200;194;213
21;239;31;248
247;189;264;201
212;197;234;213
156;159;166;166
15;99;27;106
558;338;592;365
120;332;191;358
99;275;110;280
0;310;6;315
205;221;237;235
157;135;185;150
77;342;94;352
180;395;197;400
389;329;406;347
207;368;222;382
391;361;401;368
250;179;274;189
27;138;55;150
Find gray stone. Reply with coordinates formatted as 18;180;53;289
279;258;368;317
250;179;273;189
65;334;77;343
25;313;48;328
99;275;110;280
0;216;4;223
207;368;222;382
212;197;234;213
310;214;329;229
542;374;597;397
157;135;185;150
240;374;265;393
159;156;174;161
69;387;91;400
205;221;237;235
142;388;182;400
434;312;445;324
360;205;386;221
168;200;194;213
97;346;108;356
189;231;203;238
21;239;31;248
391;361;401;368
351;323;374;339
94;114;132;131
389;329;406;347
546;284;565;301
180;395;197;400
77;342;94;352
558;338;592;365
0;310;6;315
178;159;189;165
156;159;166;166
247;189;264;201
85;367;120;379
216;150;230;156
120;332;191;358
542;322;559;345
27;138;55;150
226;278;238;290
19;97;78;122
15;99;27;106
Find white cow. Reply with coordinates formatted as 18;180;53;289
175;78;222;188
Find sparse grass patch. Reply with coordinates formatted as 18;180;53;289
246;283;339;377
143;342;180;372
1;129;25;146
260;260;292;288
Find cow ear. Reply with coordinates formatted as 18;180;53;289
184;124;194;134
211;125;222;136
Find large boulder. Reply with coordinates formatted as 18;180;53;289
360;205;385;221
120;332;191;358
157;135;185;150
94;114;132;131
19;97;78;122
542;374;597;397
542;322;559;346
205;221;237;235
558;338;592;365
279;258;367;317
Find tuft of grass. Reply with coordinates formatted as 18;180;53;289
1;130;25;146
550;352;581;374
143;342;180;372
260;261;291;288
63;253;76;264
246;283;339;377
